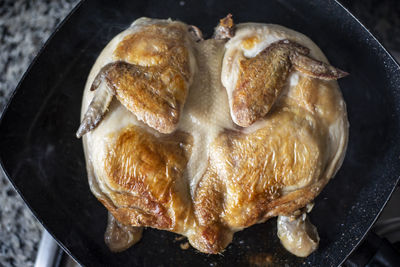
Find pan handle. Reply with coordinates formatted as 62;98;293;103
34;230;79;267
34;230;63;267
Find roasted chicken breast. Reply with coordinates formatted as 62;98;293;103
77;16;348;257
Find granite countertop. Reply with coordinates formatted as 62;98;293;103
0;0;399;266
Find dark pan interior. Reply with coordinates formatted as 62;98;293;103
1;0;400;266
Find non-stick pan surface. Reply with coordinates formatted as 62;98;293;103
1;0;400;266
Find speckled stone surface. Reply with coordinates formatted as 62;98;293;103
0;1;78;266
0;0;398;266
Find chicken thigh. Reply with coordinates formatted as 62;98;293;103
78;16;348;257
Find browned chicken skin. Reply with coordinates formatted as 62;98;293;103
101;126;193;230
78;16;349;257
233;39;348;127
93;61;187;134
76;22;193;137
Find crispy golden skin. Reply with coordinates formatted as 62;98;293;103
233;40;347;127
193;105;327;253
96;61;187;134
112;24;192;134
99;126;194;232
94;75;343;254
114;24;191;75
77;22;192;136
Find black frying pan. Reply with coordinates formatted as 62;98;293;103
0;0;399;266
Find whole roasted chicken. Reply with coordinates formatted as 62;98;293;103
77;15;348;257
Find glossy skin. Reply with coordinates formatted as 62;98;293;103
77;21;193;137
233;39;348;127
100;126;193;231
79;17;348;257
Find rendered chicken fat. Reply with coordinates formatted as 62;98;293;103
78;16;348;257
